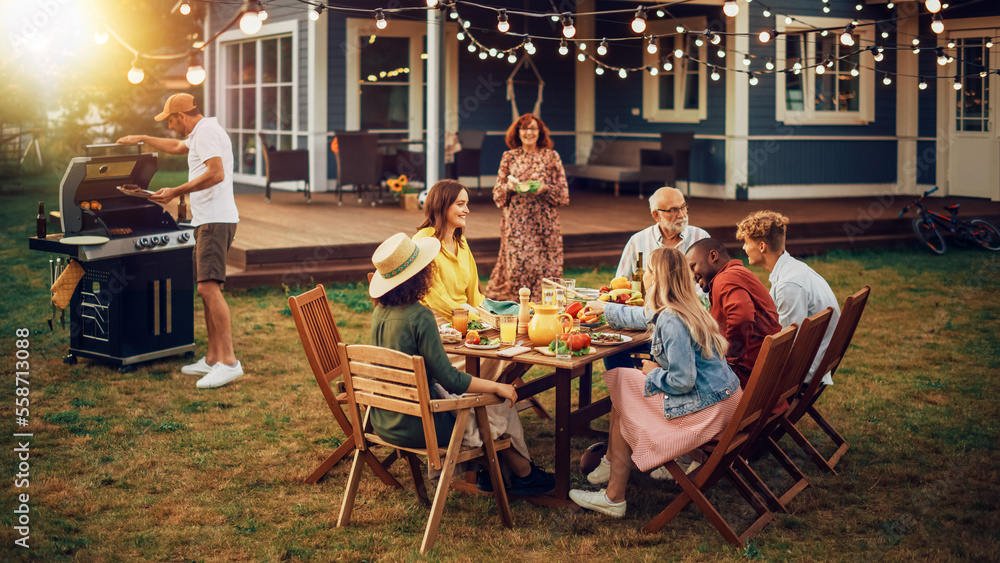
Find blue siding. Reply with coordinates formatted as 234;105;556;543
917;46;938;139
748;139;896;185
327;15;346;178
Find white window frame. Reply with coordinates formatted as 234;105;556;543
643;16;708;123
215;19;300;184
775;15;875;125
345;19;459;139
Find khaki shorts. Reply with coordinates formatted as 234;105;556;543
193;223;237;284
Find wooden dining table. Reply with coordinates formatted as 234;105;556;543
442;327;651;504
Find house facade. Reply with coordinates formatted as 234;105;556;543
199;0;999;201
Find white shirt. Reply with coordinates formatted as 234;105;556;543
768;251;841;385
615;223;711;279
184;117;239;226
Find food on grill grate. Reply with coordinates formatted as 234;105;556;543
109;228;133;236
80;201;91;209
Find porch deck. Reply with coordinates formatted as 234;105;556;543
224;187;1000;289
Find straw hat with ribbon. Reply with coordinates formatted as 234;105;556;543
369;232;441;298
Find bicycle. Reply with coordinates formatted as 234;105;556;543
898;187;1000;254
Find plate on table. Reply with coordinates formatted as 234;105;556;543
440;321;493;332
61;235;110;245
465;342;501;350
589;333;632;346
581;321;605;329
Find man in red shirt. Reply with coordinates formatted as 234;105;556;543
685;238;781;386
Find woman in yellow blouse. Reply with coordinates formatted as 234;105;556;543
414;179;504;381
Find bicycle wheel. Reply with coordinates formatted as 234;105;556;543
912;216;946;254
969;219;1000;250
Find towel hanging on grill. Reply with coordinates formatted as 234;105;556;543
50;259;85;309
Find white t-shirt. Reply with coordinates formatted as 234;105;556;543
184;117;239;226
615;223;711;279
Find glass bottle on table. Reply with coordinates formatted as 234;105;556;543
632;252;645;295
36;202;46;238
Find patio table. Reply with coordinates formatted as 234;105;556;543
442;327;651;504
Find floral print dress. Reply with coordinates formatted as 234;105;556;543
487;148;570;301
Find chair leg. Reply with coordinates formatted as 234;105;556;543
404;452;431;507
337;448;367;527
807;405;849;468
732;455;785;513
420;409;470;555
513;376;551;420
764;436;810;507
475;406;513;528
303;437;356;484
677;465;746;547
724;466;775;544
779;416;839;475
364;451;403;489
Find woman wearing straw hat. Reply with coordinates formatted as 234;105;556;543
369;233;554;496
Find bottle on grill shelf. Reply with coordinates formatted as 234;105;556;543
36;202;46;239
177;195;189;223
632;251;645;295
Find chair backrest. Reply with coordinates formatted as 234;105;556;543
792;285;870;420
392;149;427;182
660;132;694;180
338;343;443;468
778;308;835;407
288;285;346;413
259;132;309;183
456;130;486;150
334;131;383;185
700;324;797;480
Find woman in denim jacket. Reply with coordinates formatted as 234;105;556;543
569;247;742;518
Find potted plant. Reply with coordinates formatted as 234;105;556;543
388;175;422;211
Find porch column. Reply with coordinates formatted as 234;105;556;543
574;0;595;165
308;13;329;192
426;9;444;186
725;7;750;199
896;6;919;195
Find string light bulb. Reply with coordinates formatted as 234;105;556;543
309;5;324;22
508;52;517;63
851;65;860;77
724;0;739;17
631;7;647;34
426;0;438;7
743;56;751;66
816;62;826;75
931;14;944;34
676;25;686;34
918;77;928;90
883;73;892;86
375;9;387;30
180;0;191;16
674;47;685;59
240;0;263;34
987;40;994;49
489;48;497;57
785;16;792;25
562;14;576;38
709;31;722;45
186;50;205;85
887;1;894;8
717;49;726;58
937;48;949;65
695;37;705;48
841;23;856;46
663;60;673;71
953;76;963;90
456;31;465;40
925;0;942;13
497;9;509;33
127;57;144;84
855;3;863;11
597;38;608;56
259;8;268;21
656;10;665;18
762;6;772;18
711;67;721;81
577;52;586;62
524;40;536;55
981;70;989;78
558;39;569;56
595;66;605;76
94;28;108;45
649;66;658;76
619;68;628;79
765;58;774;70
873;46;884;62
467;43;476;53
759;30;776;43
478;50;487;60
647;36;658;54
449;8;458;20
749;73;759;85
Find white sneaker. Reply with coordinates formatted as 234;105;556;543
181;356;214;375
569;488;626;518
587;456;612;485
196;361;244;389
650;458;701;481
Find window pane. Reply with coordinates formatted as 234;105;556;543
227;44;240;85
279;135;292;151
360;37;409;81
360;85;409;129
229;132;240;168
226;88;239;128
240;134;256;174
659;74;675;110
957;38;990;132
242;42;256;84
262;38;278;83
262;86;277;130
839;48;861;112
242;88;256;130
280;36;292;83
785;36;804;111
280;86;292;130
814;36;836;111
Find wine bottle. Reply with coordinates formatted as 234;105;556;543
632;252;645;294
36;202;46;238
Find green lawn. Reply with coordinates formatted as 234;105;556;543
1;174;998;561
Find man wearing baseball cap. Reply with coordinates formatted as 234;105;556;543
117;93;242;389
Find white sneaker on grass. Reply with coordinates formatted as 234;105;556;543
181;356;214;376
569;488;626;518
650;458;701;481
196;361;243;389
587;456;612;485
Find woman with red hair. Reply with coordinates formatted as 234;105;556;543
487;113;570;301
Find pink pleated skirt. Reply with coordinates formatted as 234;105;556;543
604;367;743;472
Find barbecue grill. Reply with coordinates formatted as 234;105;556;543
29;144;195;370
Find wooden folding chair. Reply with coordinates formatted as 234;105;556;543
736;308;834;512
336;343;514;555
288;285;401;487
642;325;798;548
776;286;871;474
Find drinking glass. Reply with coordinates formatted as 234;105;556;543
555;333;572;360
451;308;469;336
499;315;518;345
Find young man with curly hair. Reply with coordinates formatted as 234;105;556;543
736;211;841;385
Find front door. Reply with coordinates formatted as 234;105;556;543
947;33;999;201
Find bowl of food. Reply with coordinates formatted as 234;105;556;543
517;180;541;193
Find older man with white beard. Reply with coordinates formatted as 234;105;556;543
614;186;709;279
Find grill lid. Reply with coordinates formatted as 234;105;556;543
59;144;179;237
